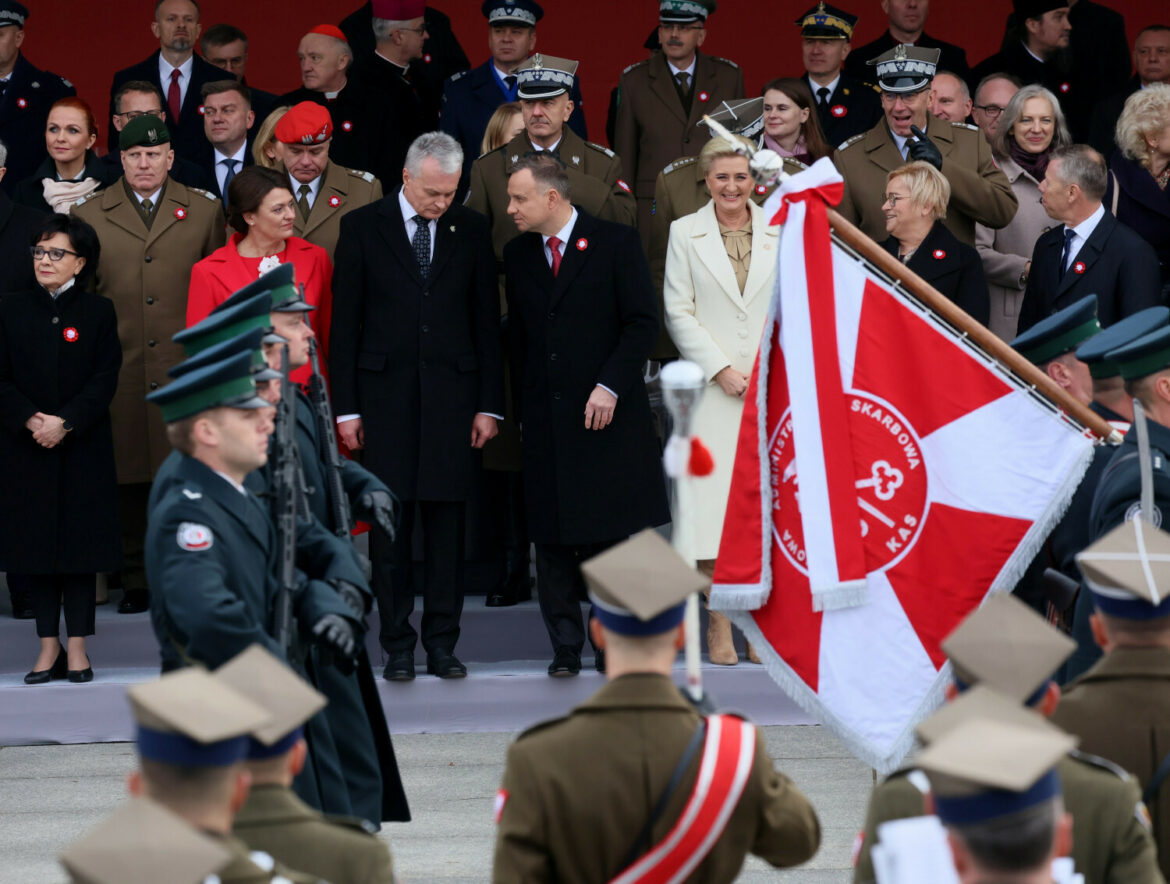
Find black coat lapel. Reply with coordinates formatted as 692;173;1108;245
377;190;426;287
1057;213;1112;296
548;211;596;310
428;208;457;281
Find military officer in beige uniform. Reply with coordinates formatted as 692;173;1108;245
72;115;224;614
853;593;1162;884
467;53;636;261
273;101;383;261
492;531;821;882
614;0;744;251
834;44;1017;247
219;646;396;884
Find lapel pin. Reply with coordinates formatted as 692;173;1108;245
932;249;946;259
342;120;353;132
449;225;456;232
1073;261;1086;274
511;154;519;164
576;238;588;251
328;195;341;208
424;53;432;63
1059;83;1070;93
174;207;186;220
755;184;767;194
572;155;580;165
831;104;847;117
617;179;631;193
63;327;79;342
698;91;710;103
16;97;27;109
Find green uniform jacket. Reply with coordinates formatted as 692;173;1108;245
291;161;383;263
210;833;323;883
852;752;1162;884
234;784;394;884
1053;647;1170;882
72;178;225;483
492;673;820;883
466;127;637;262
834;116;1017;247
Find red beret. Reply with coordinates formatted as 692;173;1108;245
307;24;348;41
371;0;426;18
275;102;333;145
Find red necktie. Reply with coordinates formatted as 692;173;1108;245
167;69;182;121
547;236;562;277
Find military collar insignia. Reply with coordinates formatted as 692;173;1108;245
511;154;519;164
572;155;580;165
182;489;203;500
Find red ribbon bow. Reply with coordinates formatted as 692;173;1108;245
770;181;844;226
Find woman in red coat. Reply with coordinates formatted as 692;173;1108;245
187;165;331;385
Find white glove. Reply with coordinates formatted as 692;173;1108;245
749;149;783;187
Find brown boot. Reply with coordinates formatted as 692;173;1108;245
706;609;738;665
746;641;761;664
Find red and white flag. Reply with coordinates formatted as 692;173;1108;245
711;160;1093;771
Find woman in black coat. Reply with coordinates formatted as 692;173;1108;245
12;98;115;216
0;214;122;684
880;161;990;325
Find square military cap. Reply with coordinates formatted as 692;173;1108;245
515;53;579;100
1076;306;1170;380
1106;325;1170;382
582;528;709;636
1010;294;1100;367
168;327;281;382
59;797;232;884
128;668;272;767
1077;518;1170;620
915;684;1068;746
0;1;27;28
146;349;271;423
868;43;941;93
216;645;327;757
702;97;765;139
119;114;171;151
917;716;1076;826
795;2;858;40
482;0;542;26
659;0;715;23
941;593;1075;704
175;291;275;356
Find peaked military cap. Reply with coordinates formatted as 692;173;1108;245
868;43;940;93
1077;518;1170;620
702;97;766;139
795;2;857;40
1106;325;1170;382
128;668;271;767
941;593;1075;704
168;327;281;382
216;645;328;759
582;529;708;636
1010;294;1100;366
515;53;578;100
1076;307;1170;379
483;0;542;26
0;1;27;28
119;114;171;151
175;292;275;356
659;0;715;23
146;349;271;423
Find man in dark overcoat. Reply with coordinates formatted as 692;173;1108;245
330;131;504;682
503;154;669;676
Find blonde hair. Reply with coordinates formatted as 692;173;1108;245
1115;83;1170;171
481;102;522;156
886;161;951;220
698;134;753;176
252;105;290;169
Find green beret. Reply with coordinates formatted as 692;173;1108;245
119;115;171;151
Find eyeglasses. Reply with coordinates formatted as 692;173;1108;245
881;194;908;206
31;246;80;262
973;104;1006;118
115;109;165;121
398;25;427;35
659;23;705;33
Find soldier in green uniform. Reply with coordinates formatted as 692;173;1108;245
72;115;226;614
219;645;396;884
492;530;821;882
834;44;1016;247
123;666;324;883
466;53;636;261
853;593;1161;884
1054;519;1170;881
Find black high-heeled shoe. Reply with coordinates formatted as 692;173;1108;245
67;664;94;683
24;646;67;685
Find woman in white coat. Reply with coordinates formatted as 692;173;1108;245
664;134;778;665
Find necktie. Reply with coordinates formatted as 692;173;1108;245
220;158;238;196
547;236;563;277
1060;227;1076;275
167;68;182;121
675;71;691;92
817;86;830;109
412;214;431;278
140;197;154;214
139;197;154;229
503;75;517;93
297;184;312;219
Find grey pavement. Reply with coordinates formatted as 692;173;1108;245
0;725;872;883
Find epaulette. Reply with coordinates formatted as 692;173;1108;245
189;188;218;201
622;59;649;76
837;133;866;152
348;168;376;183
61;77;74;88
867;82;880;93
1068;748;1133;781
74;191;97;207
711;56;740;69
322;813;380;836
586;141;616;158
662;156;698;176
514;714;570;741
447;70;467;84
950;121;980;132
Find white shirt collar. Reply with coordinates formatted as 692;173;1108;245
668;58;697;79
47;277;76;299
213;470;248;495
375;50;409;74
132;186;164;207
1067;202;1106;244
889;128;911;158
808;73;840;98
529;135;562;154
158;53;194;83
541;207;579;254
214;144;247;166
1022;41;1047;64
494;64;516;82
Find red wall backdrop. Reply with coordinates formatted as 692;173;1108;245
25;0;1168;151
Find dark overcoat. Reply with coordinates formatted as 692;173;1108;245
881;220;990;325
0;285;122;573
503;209;669;545
329;192;504;502
0;190;45;296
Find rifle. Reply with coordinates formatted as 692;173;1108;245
272;342;298;654
307;337;353;537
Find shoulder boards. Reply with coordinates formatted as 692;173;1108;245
1068;748;1133;781
447;70;467;83
61;77;74;88
189;188;218;201
586;141;616;158
514;714;569;741
348;168;376;183
711;56;740;69
867;82;881;93
74;192;97;207
322;814;380;835
622;59;649;76
951;122;980;132
663;156;698;175
837;133;866;152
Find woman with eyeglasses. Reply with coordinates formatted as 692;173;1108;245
975;85;1072;341
14;98;116;215
0;214;122;684
881;161;989;324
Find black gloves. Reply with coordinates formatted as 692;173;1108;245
312;613;358;660
359;489;400;541
907;126;943;170
331;579;370;619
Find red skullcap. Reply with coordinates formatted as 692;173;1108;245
307;24;348;41
275;101;333;145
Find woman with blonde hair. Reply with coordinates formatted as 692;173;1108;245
1110;84;1170;293
882;161;989;323
480;102;524;156
252;105;290;169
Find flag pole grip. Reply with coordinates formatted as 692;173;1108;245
824;208;1119;444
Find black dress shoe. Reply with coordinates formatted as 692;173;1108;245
548;649;581;677
68;665;94;683
117;589;150;614
426;650;468;678
383;652;415;682
24;647;67;685
485;563;534;607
